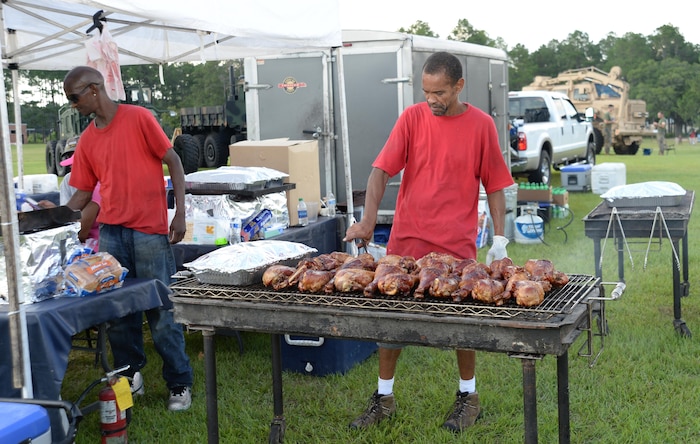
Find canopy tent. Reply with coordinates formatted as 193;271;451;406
1;0;346;403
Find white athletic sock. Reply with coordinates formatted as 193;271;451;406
377;377;394;395
459;377;476;394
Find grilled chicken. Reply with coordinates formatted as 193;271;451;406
377;272;419;297
414;262;451;299
339;253;377;271
429;274;461;299
365;263;404;297
297;269;334;293
377;254;418;274
262;265;296;290
451;262;491;302
331;268;375;293
512;280;545;307
471;278;508;305
524;259;555;282
489;257;514;280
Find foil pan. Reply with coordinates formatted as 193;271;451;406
1;222;81;304
183;240;316;286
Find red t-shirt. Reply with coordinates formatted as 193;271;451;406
374;102;513;260
70;105;171;235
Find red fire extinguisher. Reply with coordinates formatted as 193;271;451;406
99;376;128;443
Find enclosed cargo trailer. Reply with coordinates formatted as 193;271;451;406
243;30;509;224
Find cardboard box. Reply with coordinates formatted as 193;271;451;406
552;190;569;206
517;187;552;203
230;139;321;226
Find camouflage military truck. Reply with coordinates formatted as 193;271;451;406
523;66;655;155
175;65;247;171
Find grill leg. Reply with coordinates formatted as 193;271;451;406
203;329;219;444
557;352;571;444
269;334;286;443
522;359;538;444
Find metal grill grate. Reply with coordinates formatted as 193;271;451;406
171;274;599;321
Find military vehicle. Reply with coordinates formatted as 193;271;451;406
175;65;247;170
45;84;184;176
523;66;655;155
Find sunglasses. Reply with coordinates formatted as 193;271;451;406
67;83;97;104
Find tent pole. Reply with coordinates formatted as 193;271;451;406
10;67;24;190
0;64;33;397
334;47;355;251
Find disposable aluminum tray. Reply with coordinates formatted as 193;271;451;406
192;256;305;286
604;195;683;208
185;180;267;192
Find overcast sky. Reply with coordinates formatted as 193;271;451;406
338;0;700;51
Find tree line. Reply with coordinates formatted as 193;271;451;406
8;19;700;140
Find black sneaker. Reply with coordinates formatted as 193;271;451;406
442;391;481;432
349;391;396;429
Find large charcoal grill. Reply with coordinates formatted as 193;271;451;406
171;273;609;444
173;274;597;321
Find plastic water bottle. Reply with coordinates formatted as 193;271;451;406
297;198;308;226
327;191;336;217
229;216;241;244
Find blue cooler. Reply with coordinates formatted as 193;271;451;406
281;335;377;376
0;402;51;444
559;164;592;192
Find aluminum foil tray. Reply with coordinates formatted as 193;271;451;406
604;195;683;208
193;256;303;286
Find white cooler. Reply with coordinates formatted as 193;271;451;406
592;163;626;195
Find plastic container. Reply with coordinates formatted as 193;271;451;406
326;191;336;217
306;201;319;223
560;164;592;192
0;402;51;444
297;198;308;226
280;335;377;376
514;213;544;244
592;163;626;195
229;216;241;244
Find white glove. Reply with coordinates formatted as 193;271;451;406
486;235;509;265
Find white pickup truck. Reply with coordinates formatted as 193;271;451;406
508;90;596;185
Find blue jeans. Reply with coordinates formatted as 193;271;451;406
100;224;193;389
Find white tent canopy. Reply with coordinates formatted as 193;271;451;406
1;0;343;401
2;0;342;69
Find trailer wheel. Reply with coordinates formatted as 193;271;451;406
203;133;229;168
46;140;57;175
55;140;69;177
193;134;207;168
174;134;200;174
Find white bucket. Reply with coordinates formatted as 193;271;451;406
514;214;544;244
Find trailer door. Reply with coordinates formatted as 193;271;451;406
244;52;334;198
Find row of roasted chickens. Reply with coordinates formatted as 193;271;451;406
262;251;569;307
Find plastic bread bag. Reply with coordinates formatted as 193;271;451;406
63;252;128;297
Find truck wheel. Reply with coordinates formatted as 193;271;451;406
593;128;604;154
528;151;551;186
203;133;229;168
193;134;207;168
55;140;69;177
174;134;200;174
585;140;596;165
46;140;57;175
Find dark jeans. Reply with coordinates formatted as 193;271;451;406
100;224;193;389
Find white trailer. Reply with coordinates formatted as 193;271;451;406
244;30;509;224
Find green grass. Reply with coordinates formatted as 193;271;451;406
14;140;700;443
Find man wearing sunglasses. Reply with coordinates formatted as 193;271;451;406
63;66;193;411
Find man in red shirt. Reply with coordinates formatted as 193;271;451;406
344;51;513;432
64;66;193;411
